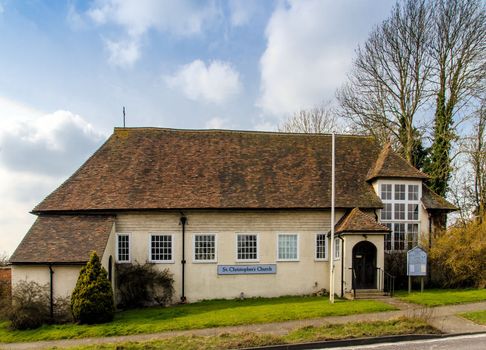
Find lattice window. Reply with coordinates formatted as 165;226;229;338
237;234;258;261
315;234;327;260
117;234;130;262
194;234;216;262
278;234;298;260
150;235;173;262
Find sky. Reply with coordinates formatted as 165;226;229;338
0;0;396;257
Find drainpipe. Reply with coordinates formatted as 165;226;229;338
339;235;344;298
48;265;54;319
428;212;432;285
180;215;187;303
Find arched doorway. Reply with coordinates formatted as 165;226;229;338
352;241;377;289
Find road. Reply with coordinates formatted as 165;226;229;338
325;333;486;350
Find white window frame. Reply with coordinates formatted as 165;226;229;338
378;181;422;251
334;237;341;260
276;233;299;262
116;233;131;263
192;233;217;263
235;233;259;262
148;233;175;263
315;233;328;261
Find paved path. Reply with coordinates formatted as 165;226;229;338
0;300;484;350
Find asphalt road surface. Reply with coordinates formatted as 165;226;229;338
323;333;486;350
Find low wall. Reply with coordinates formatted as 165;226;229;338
0;267;12;301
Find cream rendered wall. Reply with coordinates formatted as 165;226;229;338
342;235;385;292
101;224;116;287
11;265;82;298
115;210;346;302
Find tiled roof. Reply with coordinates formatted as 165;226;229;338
335;208;390;234
421;185;457;211
33;128;386;212
10;215;114;264
367;143;428;181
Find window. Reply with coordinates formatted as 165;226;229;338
394;184;406;200
334;238;341;259
381;203;392;220
379;183;421;251
150;234;173;262
194;234;216;262
236;234;258;261
116;233;130;263
315;234;328;260
278;234;298;261
408;185;419;200
381;184;392;200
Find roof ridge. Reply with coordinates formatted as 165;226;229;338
113;127;375;139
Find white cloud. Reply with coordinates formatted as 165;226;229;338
258;0;393;117
104;38;141;68
0;98;106;256
0;2;4;15
0;110;104;175
228;0;257;27
66;3;86;30
165;60;242;104
87;0;218;66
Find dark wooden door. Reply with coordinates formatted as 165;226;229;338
352;241;377;289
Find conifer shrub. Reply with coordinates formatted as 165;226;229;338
116;263;174;309
71;252;114;324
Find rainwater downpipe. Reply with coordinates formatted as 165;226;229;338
180;215;187;303
48;265;54;319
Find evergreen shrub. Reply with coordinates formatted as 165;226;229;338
116;263;174;309
71;252;114;324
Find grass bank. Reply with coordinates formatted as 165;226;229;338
56;318;438;350
0;296;395;343
460;310;486;325
395;288;486;307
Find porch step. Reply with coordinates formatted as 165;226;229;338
354;289;388;299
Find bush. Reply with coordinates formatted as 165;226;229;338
116;263;174;309
429;218;486;288
384;251;408;289
6;280;73;329
8;281;50;330
71;252;114;324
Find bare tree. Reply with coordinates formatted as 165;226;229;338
0;252;8;267
467;101;486;218
337;0;431;165
278;103;339;133
425;0;486;196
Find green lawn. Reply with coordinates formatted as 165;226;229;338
395;288;486;307
0;296;395;343
54;318;439;350
460;310;486;325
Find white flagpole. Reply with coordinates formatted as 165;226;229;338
329;132;335;303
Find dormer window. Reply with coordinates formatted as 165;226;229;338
379;182;421;251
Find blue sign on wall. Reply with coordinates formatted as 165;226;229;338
217;264;277;275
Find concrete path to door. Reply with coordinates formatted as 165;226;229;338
0;299;485;350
